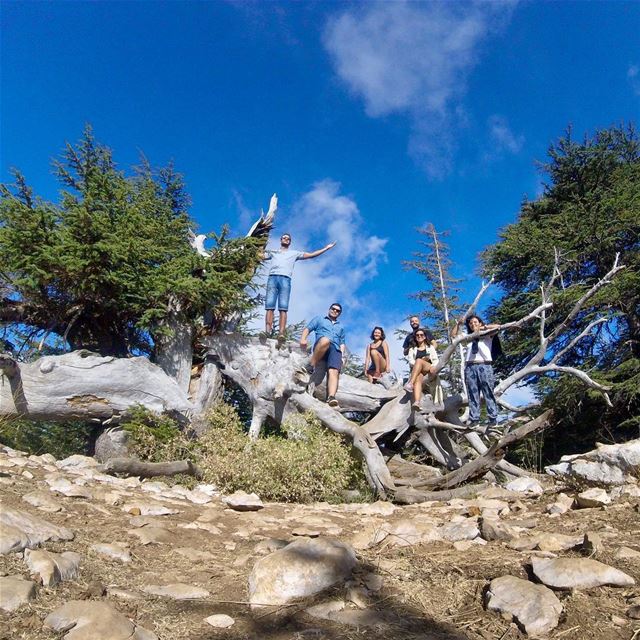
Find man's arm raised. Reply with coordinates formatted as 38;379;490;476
301;242;336;259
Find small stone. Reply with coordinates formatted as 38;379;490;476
480;518;514;542
22;491;63;513
627;605;640;619
615;546;640;561
305;599;346;620
0;575;36;612
582;531;603;556
349;523;388;550
223;490;264;511
127;526;176;545
107;587;142;600
546;493;575;514
143;583;211;599
24;549;82;587
204;614;235;628
611;614;628;626
44;600;157;639
326;609;388;627
362;572;383;592
46;476;93;499
536;533;583;552
90;543;132;563
440;519;479;542
346;585;370;608
504;477;544;496
487;575;563;637
576;487;611;508
122;501;178;516
532;556;635;589
292;528;321;537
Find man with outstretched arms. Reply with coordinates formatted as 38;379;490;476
263;233;335;343
300;303;346;408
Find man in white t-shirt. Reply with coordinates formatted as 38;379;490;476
452;314;500;430
263;233;336;342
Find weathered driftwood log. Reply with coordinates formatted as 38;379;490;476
0;351;194;422
399;410;552;492
101;457;203;479
394;482;490;504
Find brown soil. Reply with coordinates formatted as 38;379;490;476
1;461;639;640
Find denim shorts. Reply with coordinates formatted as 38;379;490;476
265;274;292;311
318;343;343;371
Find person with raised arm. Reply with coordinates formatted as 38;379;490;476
263;233;336;344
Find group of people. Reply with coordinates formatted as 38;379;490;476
262;232;499;425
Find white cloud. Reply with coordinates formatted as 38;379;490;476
488;114;524;154
323;1;516;177
628;64;640;96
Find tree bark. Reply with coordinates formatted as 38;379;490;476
0;351;193;422
101;457;203;479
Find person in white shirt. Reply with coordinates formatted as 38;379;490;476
263;233;335;342
452;315;500;428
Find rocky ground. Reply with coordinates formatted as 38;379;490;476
1;445;639;640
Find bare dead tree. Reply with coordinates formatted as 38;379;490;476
0;196;624;501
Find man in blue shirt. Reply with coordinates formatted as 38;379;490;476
263;233;336;343
300;303;346;408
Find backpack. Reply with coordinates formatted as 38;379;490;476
491;335;503;361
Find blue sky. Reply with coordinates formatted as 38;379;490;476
2;0;639;370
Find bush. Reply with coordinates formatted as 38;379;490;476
120;402;367;502
0;416;92;458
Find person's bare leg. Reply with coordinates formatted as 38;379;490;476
410;359;424;385
310;337;331;367
327;368;339;397
265;310;274;335
278;310;287;337
412;372;424;405
370;350;384;377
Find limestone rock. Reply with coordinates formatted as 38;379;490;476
582;532;603;556
248;537;356;607
546;493;575;514
487;575;562;637
142;583;211;599
57;454;100;471
254;538;289;555
576;487;611;508
204;614;235;628
0;522;31;554
383;519;441;547
24;549;82;586
223;490;264;511
326;609;389;627
46;476;93;499
44;600;157;639
356;501;396;516
91;543;132;563
349;523;388;550
505;477;544;496
545;438;640;485
305;599;346;620
22;491;63;513
614;546;640;561
127;526;176;545
536;533;583;552
532;556;635;589
122;501;179;516
440;519;480;542
480;518;514;542
0;575;36;612
0;507;74;552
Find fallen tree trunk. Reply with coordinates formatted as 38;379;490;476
394;482;490;504
101;457;203;479
0;351;194;422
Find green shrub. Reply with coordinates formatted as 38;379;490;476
197;403;367;502
118;402;368;503
0;416;92;458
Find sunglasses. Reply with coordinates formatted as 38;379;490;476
415;333;426;337
330;307;342;313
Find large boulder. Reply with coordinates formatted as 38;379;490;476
248;537;357;607
545;438;640;485
532;557;635;589
487;575;563;637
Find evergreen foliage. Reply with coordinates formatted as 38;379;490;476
0;127;262;357
482;124;640;455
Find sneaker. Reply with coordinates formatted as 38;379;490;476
277;334;286;345
411;402;421;412
403;382;414;393
466;420;480;428
301;361;315;375
327;396;339;408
